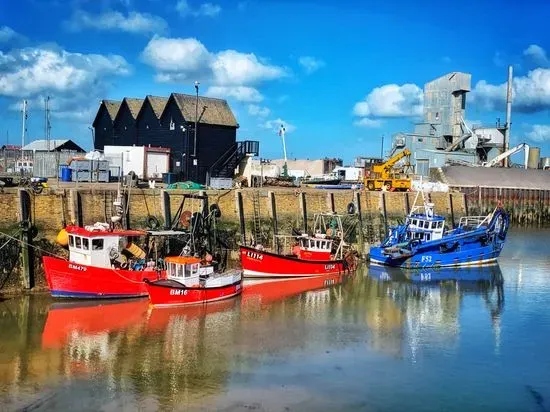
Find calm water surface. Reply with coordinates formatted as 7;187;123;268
1;229;550;412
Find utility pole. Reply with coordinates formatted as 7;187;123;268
194;81;199;182
45;96;51;151
504;65;513;168
279;125;288;177
21;100;27;157
380;134;385;159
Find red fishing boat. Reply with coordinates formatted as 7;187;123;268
145;256;243;307
43;224;163;299
240;213;357;278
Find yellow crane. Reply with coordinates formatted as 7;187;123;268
364;148;412;191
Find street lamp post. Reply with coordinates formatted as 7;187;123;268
380;134;385;159
193;81;199;182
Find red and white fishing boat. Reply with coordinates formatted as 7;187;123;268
145;256;243;307
43;224;163;299
240;213;357;278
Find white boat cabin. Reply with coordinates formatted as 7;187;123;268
66;226;146;269
405;203;445;243
295;234;333;260
165;256;241;287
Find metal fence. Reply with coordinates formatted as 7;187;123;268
0;149;83;178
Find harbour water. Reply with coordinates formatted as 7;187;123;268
1;229;549;411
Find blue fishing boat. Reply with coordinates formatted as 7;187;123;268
369;193;510;268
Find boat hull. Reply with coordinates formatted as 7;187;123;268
240;246;347;278
145;275;243;307
369;240;503;268
43;256;160;299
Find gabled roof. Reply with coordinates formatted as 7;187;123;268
104;100;122;120
124;98;144;119
167;93;238;128
92;100;121;127
22;139;80;151
147;95;168;119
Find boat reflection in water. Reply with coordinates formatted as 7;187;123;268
366;264;505;359
33;272;347;409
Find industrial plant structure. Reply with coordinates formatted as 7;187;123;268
389;69;527;175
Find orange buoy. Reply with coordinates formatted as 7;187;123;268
56;228;69;247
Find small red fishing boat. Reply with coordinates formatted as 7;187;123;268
240;212;357;278
145;256;243;307
43;224;163;299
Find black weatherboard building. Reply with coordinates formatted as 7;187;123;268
92;100;121;149
92;92;258;184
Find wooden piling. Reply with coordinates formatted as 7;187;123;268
300;192;308;233
355;191;365;258
122;192;130;229
327;192;335;213
381;192;388;237
449;192;455;229
404;192;411;215
162;190;171;229
236;191;246;245
18;189;34;289
269;191;279;253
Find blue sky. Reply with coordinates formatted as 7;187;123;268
1;0;550;163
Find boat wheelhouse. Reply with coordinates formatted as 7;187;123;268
369;192;509;268
240;212;357;278
43;225;162;299
145;256;242;307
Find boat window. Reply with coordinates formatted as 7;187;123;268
75;236;82;249
69;235;74;247
431;221;437;229
177;264;184;278
82;238;89;250
418;221;423;228
426;234;431;241
92;239;104;250
438;221;443;228
412;219;417;226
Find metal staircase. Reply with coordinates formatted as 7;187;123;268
208;140;259;183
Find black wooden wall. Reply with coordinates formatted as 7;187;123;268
113;104;138;146
93;106;114;150
94;97;238;183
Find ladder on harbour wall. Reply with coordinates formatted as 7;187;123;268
252;190;262;245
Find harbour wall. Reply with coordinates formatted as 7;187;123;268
2;184;549;294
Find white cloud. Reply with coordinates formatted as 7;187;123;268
298;56;325;74
526;124;550;142
176;0;221;17
206;86;263;102
141;37;287;100
261;118;296;134
0;46;130;121
353;118;382;128
523;44;549;67
141;36;211;74
248;104;270;117
66;10;168;35
212;50;286;86
472;68;550;113
353;83;423;118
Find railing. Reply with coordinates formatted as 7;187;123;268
208;140;260;182
458;216;489;229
